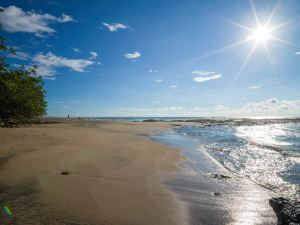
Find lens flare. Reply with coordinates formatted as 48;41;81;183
3;206;12;217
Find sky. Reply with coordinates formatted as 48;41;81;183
1;0;300;117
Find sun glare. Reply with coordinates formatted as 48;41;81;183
161;0;293;92
249;26;271;43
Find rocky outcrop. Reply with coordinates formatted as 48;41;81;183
269;197;300;225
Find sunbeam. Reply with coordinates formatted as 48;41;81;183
229;42;257;91
227;0;294;91
250;0;261;27
262;41;281;90
269;36;296;46
265;0;280;27
159;0;293;87
159;38;250;78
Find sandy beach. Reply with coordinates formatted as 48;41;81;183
0;120;279;225
0;120;187;225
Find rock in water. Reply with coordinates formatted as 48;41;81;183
269;197;300;225
212;174;231;180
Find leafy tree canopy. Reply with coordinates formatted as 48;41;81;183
0;36;47;127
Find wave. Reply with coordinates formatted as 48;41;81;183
174;122;300;200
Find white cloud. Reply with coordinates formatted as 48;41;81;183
168;85;178;88
33;52;94;72
295;51;300;55
202;98;300;117
89;51;98;60
193;74;222;83
193;70;222;83
236;98;300;116
102;22;129;32
8;51;29;60
149;69;158;73
192;71;215;75
154;79;163;83
71;47;81;53
59;14;73;23
35;65;56;77
248;84;263;90
124;51;141;59
0;5;74;36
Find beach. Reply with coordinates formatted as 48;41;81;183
0;120;187;225
0;120;281;224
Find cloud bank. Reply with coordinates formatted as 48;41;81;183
98;98;300;117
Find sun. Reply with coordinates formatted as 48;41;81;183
165;0;293;91
249;26;272;43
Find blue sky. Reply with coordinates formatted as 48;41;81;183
1;0;300;117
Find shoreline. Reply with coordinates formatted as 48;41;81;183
152;129;278;225
0;120;292;224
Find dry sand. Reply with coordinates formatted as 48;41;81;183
0;120;188;225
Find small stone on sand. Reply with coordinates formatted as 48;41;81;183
61;170;70;175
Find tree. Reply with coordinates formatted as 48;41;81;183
0;36;47;127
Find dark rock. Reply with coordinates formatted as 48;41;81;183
214;192;221;196
61;170;70;175
142;119;158;122
212;174;231;180
269;197;300;225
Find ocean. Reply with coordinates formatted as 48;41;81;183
88;117;300;199
89;117;300;199
86;117;299;222
171;121;300;200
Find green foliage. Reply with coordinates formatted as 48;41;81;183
0;36;47;127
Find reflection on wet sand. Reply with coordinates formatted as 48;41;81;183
153;131;277;225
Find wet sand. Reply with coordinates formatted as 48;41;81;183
152;130;278;225
0;120;278;225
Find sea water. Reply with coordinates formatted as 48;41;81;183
174;122;300;199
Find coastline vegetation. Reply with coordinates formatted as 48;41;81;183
0;34;47;127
